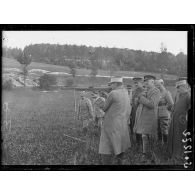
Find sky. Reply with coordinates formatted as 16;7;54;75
2;31;187;55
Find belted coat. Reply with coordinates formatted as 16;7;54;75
134;87;161;137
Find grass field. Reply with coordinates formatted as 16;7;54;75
2;88;101;165
2;87;177;165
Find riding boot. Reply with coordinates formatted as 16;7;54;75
83;127;87;136
162;134;168;144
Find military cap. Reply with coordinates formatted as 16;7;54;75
175;77;188;87
178;77;187;81
132;77;143;82
175;80;187;88
144;75;156;81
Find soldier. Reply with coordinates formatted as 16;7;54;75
100;91;109;100
126;84;133;103
173;77;189;104
168;78;191;164
92;91;106;132
130;77;144;147
126;84;133;128
133;75;161;162
77;91;94;135
155;79;174;144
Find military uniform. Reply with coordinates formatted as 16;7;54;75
77;96;94;131
126;85;133;125
158;90;174;143
131;86;144;146
135;75;161;161
168;91;190;163
93;96;105;130
168;78;191;164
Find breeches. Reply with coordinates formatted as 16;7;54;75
158;117;170;135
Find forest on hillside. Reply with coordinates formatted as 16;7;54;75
3;43;187;76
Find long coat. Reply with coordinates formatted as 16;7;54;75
99;86;131;155
134;87;160;136
168;91;191;161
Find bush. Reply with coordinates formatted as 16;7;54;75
38;74;57;90
66;78;74;87
3;79;14;90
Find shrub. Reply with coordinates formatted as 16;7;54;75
66;78;74;87
38;74;57;90
3;79;14;90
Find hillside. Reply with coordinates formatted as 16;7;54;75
2;57;178;88
3;57;177;78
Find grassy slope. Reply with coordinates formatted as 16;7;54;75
2;88;177;165
3;57;177;79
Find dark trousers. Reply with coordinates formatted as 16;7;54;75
158;117;170;143
136;133;142;145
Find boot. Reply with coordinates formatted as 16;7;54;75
158;131;162;143
162;134;168;144
83;127;87;136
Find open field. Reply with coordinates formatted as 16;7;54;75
2;87;177;165
2;88;102;165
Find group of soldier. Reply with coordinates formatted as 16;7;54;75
77;75;191;165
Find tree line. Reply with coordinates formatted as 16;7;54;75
3;43;187;76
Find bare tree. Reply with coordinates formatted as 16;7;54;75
15;50;32;87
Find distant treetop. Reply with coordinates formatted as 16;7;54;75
3;43;187;76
